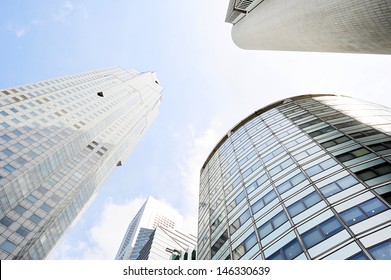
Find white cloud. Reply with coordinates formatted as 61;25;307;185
6;23;28;38
53;1;75;22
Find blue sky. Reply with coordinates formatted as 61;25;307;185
1;0;391;259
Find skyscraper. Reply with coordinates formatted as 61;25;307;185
0;67;162;259
115;196;183;260
225;0;391;54
198;94;391;260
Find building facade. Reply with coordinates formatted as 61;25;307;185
225;0;391;54
115;196;183;260
0;67;163;259
137;225;197;260
198;94;391;260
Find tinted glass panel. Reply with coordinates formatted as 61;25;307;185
368;240;391;260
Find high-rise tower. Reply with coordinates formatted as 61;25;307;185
198;94;391;260
115;196;183;260
0;67;162;259
225;0;391;54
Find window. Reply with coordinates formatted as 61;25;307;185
301;217;344;249
267;238;303;260
305;158;338;177
4;164;16;173
29;214;42;224
229;209;251;235
340;198;388;226
287;191;322;217
368;141;391;152
40;203;53;213
1;240;16;253
1;135;12;141
276;172;306;195
309;126;335;137
26;195;38;204
2;149;13;156
368;240;391;260
16;226;30;237
232;232;258;260
0;216;14;227
257;210;288;238
320;175;358;197
211;230;228;257
246;173;268;194
336;147;371;163
252;188;278;215
298;118;323;129
348;251;369;260
321;136;350;148
14;205;27;215
355;162;391;181
347;129;380;139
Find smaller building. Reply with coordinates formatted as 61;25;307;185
137;226;197;260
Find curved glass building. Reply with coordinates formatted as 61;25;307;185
198;94;391;260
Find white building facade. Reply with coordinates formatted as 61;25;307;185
198;94;391;260
0;67;162;259
226;0;391;54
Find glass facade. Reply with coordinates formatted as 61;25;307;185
198;94;391;260
0;67;163;259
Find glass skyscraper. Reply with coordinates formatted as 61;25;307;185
225;0;391;54
198;94;391;260
0;67;162;259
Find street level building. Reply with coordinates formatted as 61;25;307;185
0;67;162;259
198;94;391;260
225;0;391;54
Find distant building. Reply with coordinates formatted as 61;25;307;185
0;67;162;259
225;0;391;54
115;196;184;260
198;94;391;260
137;226;197;260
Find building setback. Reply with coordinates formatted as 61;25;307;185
225;0;391;54
0;67;162;259
198;94;391;260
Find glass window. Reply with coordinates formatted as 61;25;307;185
0;216;14;227
305;165;323;176
243;232;257;251
303;192;322;207
27;195;38;204
1;135;12;141
302;217;344;249
258;221;273;238
319;217;343;236
288;201;306;217
348;251;369;260
272;211;288;228
4;164;16;173
360;198;388;217
211;230;228;257
355;162;391;182
283;239;303;260
320;182;340;197
302;227;324;248
252;198;265;214
1;240;16;253
14;205;27;215
368;240;391;260
239;209;251;224
263;190;277;204
267;238;303;260
16;226;30;237
29;214;42;224
40;203;53;213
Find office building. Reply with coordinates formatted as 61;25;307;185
225;0;391;54
0;67;162;259
115;196;183;260
198;94;391;260
137;225;197;260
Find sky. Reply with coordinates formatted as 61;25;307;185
1;0;391;260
